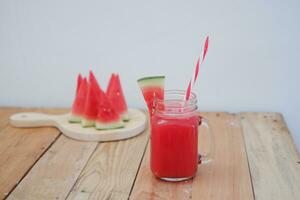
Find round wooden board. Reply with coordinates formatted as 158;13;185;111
10;108;147;142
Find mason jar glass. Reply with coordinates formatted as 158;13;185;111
150;90;214;182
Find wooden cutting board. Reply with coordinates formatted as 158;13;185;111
9;108;147;142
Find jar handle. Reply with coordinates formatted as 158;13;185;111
198;116;214;164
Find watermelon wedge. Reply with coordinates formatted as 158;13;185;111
76;74;83;94
96;89;124;130
106;73;117;93
106;73;129;121
81;71;102;127
69;74;87;123
137;76;165;116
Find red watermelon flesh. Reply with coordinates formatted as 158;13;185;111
69;76;88;123
141;86;164;116
106;73;117;93
76;74;83;94
89;71;102;94
106;73;129;121
137;76;165;116
82;71;102;127
96;88;124;130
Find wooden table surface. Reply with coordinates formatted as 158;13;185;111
0;108;299;200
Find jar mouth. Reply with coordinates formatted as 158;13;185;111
154;90;198;116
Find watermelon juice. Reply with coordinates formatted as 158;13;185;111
151;113;199;179
149;90;213;181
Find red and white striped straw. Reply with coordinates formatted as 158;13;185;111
185;36;209;100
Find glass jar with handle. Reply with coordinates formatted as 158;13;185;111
150;90;214;182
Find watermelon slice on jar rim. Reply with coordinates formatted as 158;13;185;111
137;76;165;117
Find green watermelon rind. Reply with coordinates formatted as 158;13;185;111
95;120;124;130
81;118;95;127
121;112;129;122
69;114;81;123
137;76;165;88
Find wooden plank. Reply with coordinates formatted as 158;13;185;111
0;108;19;130
67;119;150;200
192;113;254;200
7;135;98;200
130;112;254;200
240;112;300;200
0;108;66;199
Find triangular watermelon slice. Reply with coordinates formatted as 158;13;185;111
76;74;83;95
137;76;165;116
81;71;102;127
69;74;87;123
106;73;129;121
95;89;124;130
106;73;117;93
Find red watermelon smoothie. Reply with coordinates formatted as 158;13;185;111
151;112;199;179
150;90;199;181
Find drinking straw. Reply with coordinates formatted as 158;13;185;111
185;36;209;100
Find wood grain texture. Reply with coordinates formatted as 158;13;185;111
0;108;19;130
130;112;254;200
7;135;98;200
67;120;150;200
240;112;300;200
3;108;300;200
130;144;193;200
0;108;65;199
192;113;254;200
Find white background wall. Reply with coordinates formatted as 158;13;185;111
0;0;299;149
